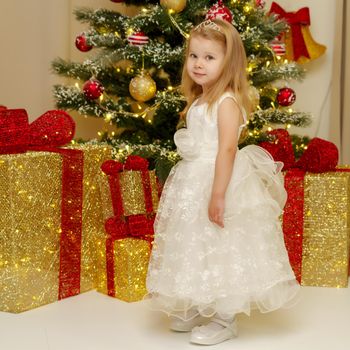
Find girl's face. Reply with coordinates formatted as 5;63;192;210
186;35;225;93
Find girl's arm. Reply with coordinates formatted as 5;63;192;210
208;98;242;228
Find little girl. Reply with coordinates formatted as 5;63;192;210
145;18;300;345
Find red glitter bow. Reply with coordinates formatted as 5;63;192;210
269;2;311;61
259;129;339;172
105;214;155;242
0;109;75;154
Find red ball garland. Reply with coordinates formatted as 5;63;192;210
75;33;93;52
83;79;104;100
276;87;296;107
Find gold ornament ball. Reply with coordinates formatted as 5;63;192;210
160;0;187;13
129;74;157;102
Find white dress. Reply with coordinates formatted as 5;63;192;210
145;92;300;320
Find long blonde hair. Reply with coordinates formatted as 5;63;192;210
181;19;251;119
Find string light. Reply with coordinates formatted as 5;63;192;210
244;5;252;13
104;113;113;122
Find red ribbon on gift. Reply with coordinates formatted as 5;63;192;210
260;129;341;282
270;2;311;61
0;109;83;299
101;155;156;297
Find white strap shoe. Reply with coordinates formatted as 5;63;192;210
169;313;210;332
190;316;238;345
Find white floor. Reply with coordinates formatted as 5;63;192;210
0;284;349;350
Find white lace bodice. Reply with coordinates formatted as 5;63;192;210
174;92;247;162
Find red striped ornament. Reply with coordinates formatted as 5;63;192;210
270;39;286;56
127;31;149;48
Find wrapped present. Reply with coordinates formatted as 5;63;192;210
97;156;160;301
0;109;112;313
260;130;350;288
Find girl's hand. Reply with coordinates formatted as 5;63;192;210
208;194;225;228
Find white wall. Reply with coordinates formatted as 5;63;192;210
0;0;341;141
0;0;70;122
264;0;339;140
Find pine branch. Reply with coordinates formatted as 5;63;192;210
249;108;312;128
251;62;306;86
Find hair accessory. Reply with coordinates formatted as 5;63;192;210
194;20;222;33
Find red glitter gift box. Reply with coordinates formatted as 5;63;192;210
261;130;350;288
0;109;112;312
97;156;161;301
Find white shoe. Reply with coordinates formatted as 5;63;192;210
190;317;238;345
169;313;209;332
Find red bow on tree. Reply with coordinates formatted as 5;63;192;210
270;2;311;61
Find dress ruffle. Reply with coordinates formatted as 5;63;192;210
144;144;300;321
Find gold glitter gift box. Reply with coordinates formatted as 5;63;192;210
96;157;160;302
283;169;350;288
0;144;112;313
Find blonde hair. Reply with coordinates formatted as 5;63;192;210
181;19;251;119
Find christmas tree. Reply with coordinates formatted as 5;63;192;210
52;0;311;182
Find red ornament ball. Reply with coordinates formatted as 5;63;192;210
276;87;296;107
83;79;104;100
255;0;266;9
127;31;149;48
75;33;93;52
205;0;233;23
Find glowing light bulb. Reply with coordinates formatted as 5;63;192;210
105;113;112;122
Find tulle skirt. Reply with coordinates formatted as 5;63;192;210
144;145;300;320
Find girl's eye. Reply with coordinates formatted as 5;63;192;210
189;53;197;58
206;55;214;60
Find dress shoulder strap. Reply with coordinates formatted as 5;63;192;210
217;92;247;125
